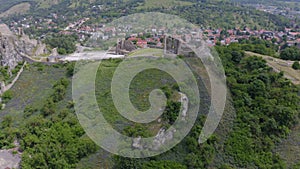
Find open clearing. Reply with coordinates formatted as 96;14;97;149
0;2;30;18
245;51;300;85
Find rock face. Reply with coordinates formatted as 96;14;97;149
0;34;24;70
0;24;47;70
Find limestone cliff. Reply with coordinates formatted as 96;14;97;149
0;24;47;71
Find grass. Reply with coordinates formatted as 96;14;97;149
136;0;194;10
0;64;66;126
78;55;227;168
128;48;164;57
94;59;178;134
77;58;180;168
275;123;300;168
245;51;300;85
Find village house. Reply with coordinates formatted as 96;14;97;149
137;40;147;48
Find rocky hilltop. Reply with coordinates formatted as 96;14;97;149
0;24;47;71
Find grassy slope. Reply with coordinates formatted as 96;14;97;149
77;59;179;168
275;121;300;168
0;64;66;125
94;59;178;134
77;56;237;168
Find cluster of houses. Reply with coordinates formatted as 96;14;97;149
87;24;300;49
204;27;300;48
3;12;300;50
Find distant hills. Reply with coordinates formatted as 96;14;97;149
231;0;300;5
0;0;298;31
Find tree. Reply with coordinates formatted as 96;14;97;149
292;61;300;70
280;47;300;61
2;90;13;103
44;34;78;55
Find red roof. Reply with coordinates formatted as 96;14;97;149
137;40;147;45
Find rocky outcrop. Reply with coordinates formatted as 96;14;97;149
0;34;24;70
0;24;47;71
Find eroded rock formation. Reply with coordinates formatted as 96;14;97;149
0;24;47;71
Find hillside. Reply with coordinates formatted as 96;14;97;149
0;0;31;13
0;2;31;18
168;1;293;30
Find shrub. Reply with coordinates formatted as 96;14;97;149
292;61;300;70
2;90;13;103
